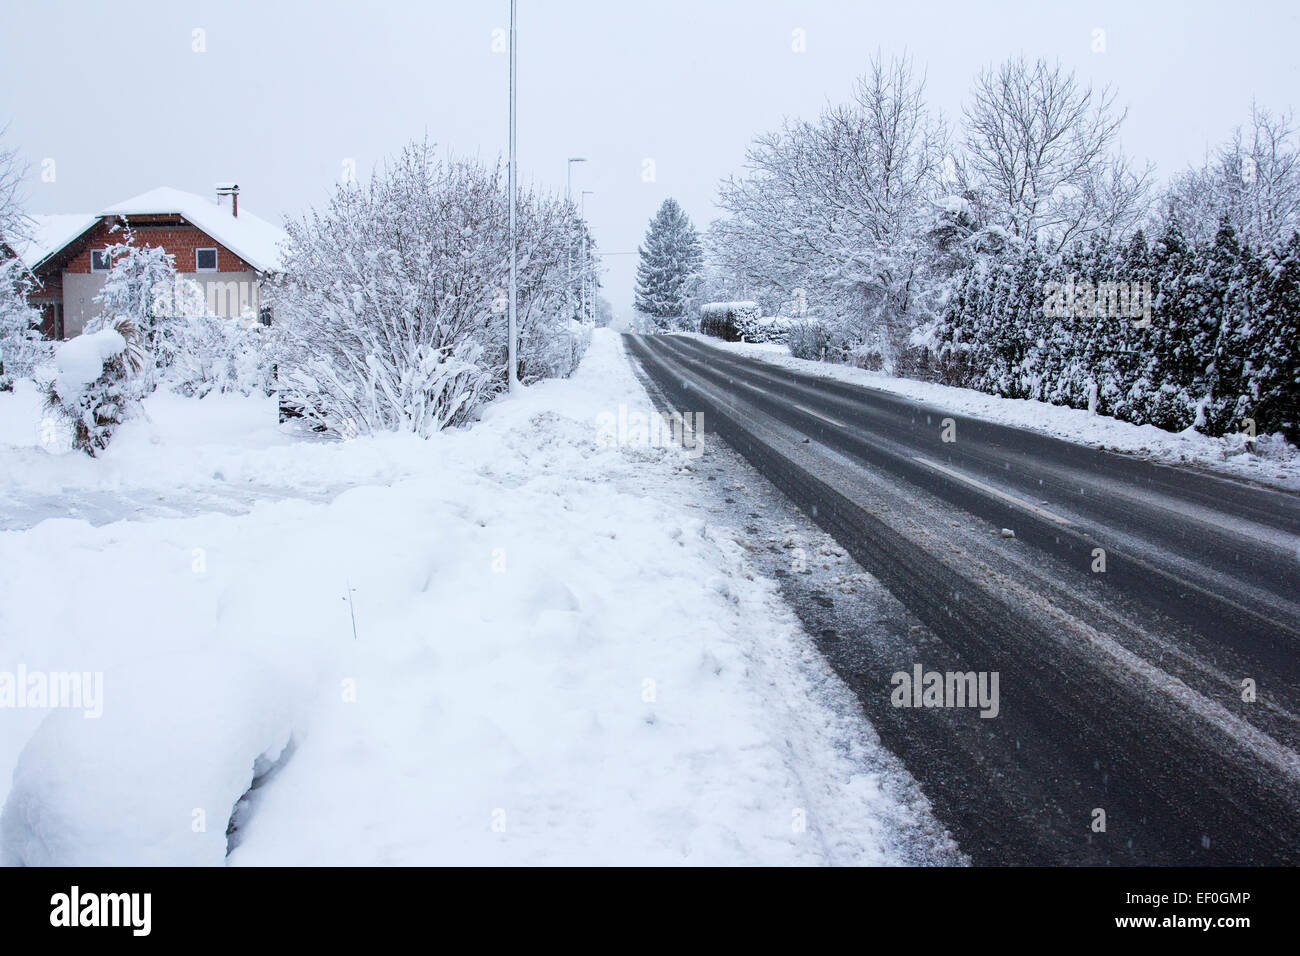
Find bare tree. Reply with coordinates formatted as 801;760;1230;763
0;126;31;250
1236;105;1300;246
1162;104;1300;248
712;54;949;367
0;128;43;389
962;56;1149;250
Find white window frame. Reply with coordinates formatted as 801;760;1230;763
195;248;219;272
90;249;112;273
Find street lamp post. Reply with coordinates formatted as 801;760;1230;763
566;158;587;206
506;0;519;392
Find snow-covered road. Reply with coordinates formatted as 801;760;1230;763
628;332;1300;865
0;330;957;865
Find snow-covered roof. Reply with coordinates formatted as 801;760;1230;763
100;187;288;272
13;213;98;270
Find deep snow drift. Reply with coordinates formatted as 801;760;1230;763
0;330;953;865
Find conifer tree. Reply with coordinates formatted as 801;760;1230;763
634;199;703;331
1253;232;1300;439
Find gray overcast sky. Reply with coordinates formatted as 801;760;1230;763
2;0;1297;319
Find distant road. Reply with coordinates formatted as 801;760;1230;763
626;332;1300;865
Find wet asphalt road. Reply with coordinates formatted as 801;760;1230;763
625;332;1300;865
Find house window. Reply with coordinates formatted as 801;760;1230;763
90;249;112;272
195;248;218;272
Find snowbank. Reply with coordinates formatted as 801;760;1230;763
0;330;947;865
53;328;125;395
3;654;297;865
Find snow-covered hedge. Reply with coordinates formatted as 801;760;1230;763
930;221;1300;439
700;301;760;342
786;319;841;361
738;315;797;344
701;303;797;346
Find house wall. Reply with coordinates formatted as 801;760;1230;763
62;270;264;336
61;273;107;336
63;220;256;275
56;219;265;337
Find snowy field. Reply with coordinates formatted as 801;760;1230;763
0;329;953;866
685;335;1300;492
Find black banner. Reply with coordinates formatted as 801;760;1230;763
0;865;1280;942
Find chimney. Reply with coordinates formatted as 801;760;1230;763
215;182;240;218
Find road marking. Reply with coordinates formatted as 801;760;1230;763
912;456;1074;526
791;402;847;428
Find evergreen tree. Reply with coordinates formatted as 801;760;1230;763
1198;217;1251;432
1254;232;1300;440
1114;229;1153;422
634;199;703;331
1145;218;1198;430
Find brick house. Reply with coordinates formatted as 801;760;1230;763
17;185;287;339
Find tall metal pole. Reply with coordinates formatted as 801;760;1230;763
581;190;593;324
565;157;586;325
507;0;519;392
566;162;571;325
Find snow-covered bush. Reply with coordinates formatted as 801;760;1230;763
269;140;585;438
738;315;796;344
699;301;759;341
522;320;593;382
87;235;274;399
787;319;850;363
165;313;274;398
91;235;179;390
0;256;48;389
43;317;147;455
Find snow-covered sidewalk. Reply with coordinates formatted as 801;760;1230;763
684;334;1300;492
0;330;951;866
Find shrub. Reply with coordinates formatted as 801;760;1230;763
269;141;581;438
165;314;274;398
700;301;759;341
43;317;147;455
